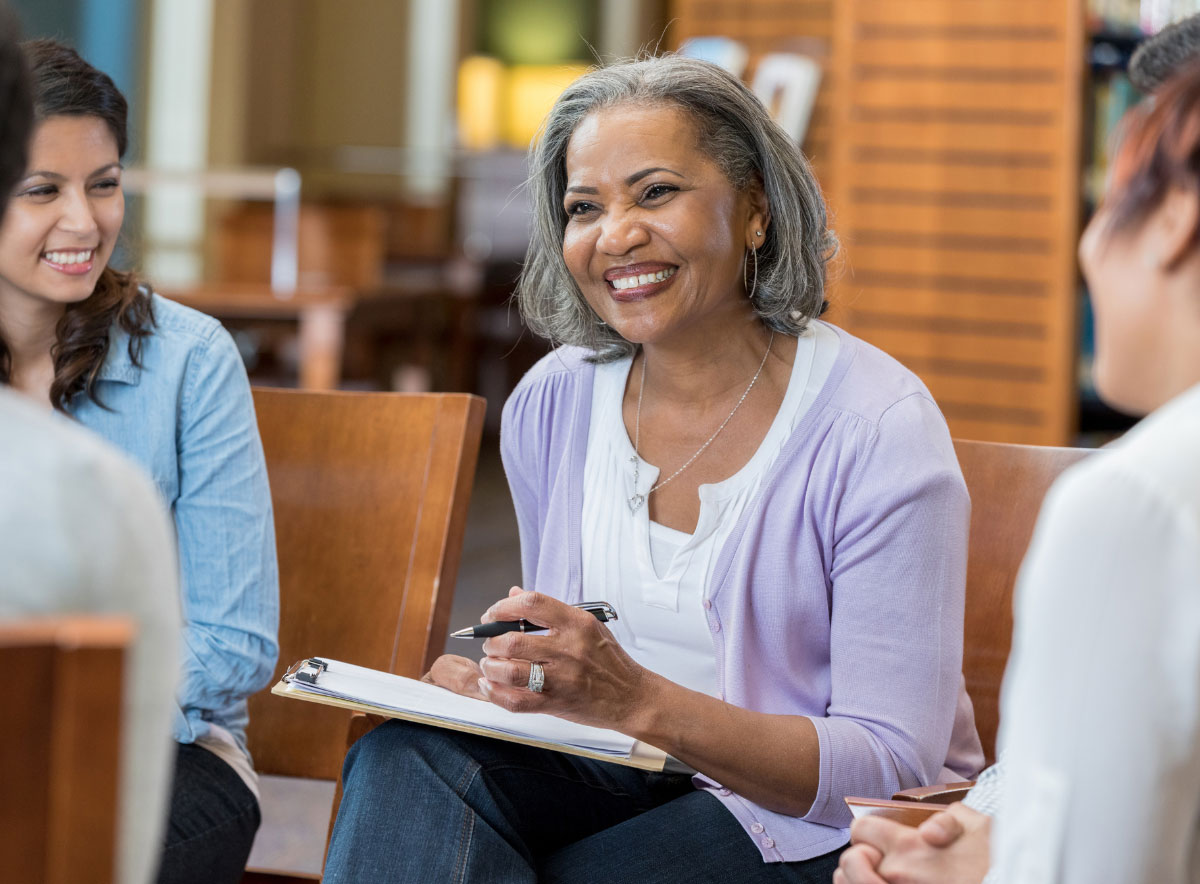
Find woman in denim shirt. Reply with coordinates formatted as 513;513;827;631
0;41;278;883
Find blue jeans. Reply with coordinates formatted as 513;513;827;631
325;720;845;884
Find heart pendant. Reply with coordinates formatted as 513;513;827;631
628;493;645;513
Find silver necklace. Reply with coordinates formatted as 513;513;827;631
628;331;775;514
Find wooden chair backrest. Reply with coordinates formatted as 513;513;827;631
954;439;1094;763
247;389;485;781
216;202;387;289
0;616;132;884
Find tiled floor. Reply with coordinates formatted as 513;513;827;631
247;437;522;876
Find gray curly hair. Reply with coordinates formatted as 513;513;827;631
1130;13;1200;93
516;54;837;361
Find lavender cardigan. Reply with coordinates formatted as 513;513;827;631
500;323;984;862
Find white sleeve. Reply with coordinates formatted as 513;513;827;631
990;463;1200;884
963;756;1007;817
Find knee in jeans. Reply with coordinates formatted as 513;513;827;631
343;719;476;784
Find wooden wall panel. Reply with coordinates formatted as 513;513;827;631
672;0;1083;444
830;0;1084;444
671;0;836;184
854;1;1063;28
848;253;1054;284
843;119;1064;152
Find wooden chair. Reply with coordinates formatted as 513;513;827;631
242;389;485;882
0;616;133;884
891;439;1094;806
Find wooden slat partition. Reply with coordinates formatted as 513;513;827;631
670;0;836;184
828;0;1084;444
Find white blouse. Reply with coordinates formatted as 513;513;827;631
580;322;840;696
991;381;1200;884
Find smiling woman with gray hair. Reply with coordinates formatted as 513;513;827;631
326;54;983;884
520;56;833;358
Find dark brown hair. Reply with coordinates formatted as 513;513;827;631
0;8;31;206
1102;58;1200;245
0;39;153;410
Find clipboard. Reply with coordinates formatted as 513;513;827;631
843;796;944;827
273;657;685;773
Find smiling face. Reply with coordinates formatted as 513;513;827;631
561;102;766;348
0;115;123;317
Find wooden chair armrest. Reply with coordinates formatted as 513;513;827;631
843;797;945;828
345;712;388;750
891;781;977;804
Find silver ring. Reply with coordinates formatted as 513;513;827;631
527;662;545;693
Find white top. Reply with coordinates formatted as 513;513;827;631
0;388;181;884
581;322;840;696
991;381;1200;884
198;723;259;800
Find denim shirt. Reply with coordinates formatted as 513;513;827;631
70;293;280;752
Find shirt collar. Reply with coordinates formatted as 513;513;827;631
94;323;142;385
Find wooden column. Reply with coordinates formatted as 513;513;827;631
827;0;1085;444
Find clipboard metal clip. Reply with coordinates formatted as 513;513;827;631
286;657;328;686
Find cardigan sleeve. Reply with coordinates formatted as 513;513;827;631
500;378;545;592
804;392;971;826
499;351;592;598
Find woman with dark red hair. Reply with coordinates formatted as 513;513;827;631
984;58;1200;884
839;56;1200;884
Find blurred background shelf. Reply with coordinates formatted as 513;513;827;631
15;0;1200;445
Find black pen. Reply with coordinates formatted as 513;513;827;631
450;601;618;639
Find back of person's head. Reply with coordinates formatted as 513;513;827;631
1082;60;1200;413
519;53;835;361
23;38;127;157
0;6;31;205
1130;14;1200;93
1102;59;1200;241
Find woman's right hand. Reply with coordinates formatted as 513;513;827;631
421;654;487;700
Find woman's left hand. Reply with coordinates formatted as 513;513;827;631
476;587;655;731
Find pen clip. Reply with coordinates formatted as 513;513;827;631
576;601;618;622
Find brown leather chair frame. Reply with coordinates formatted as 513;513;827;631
892;439;1094;805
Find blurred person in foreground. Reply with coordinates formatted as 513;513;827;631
837;46;1200;884
0;13;179;884
325;54;983;883
0;39;279;883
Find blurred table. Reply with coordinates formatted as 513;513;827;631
161;284;357;391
